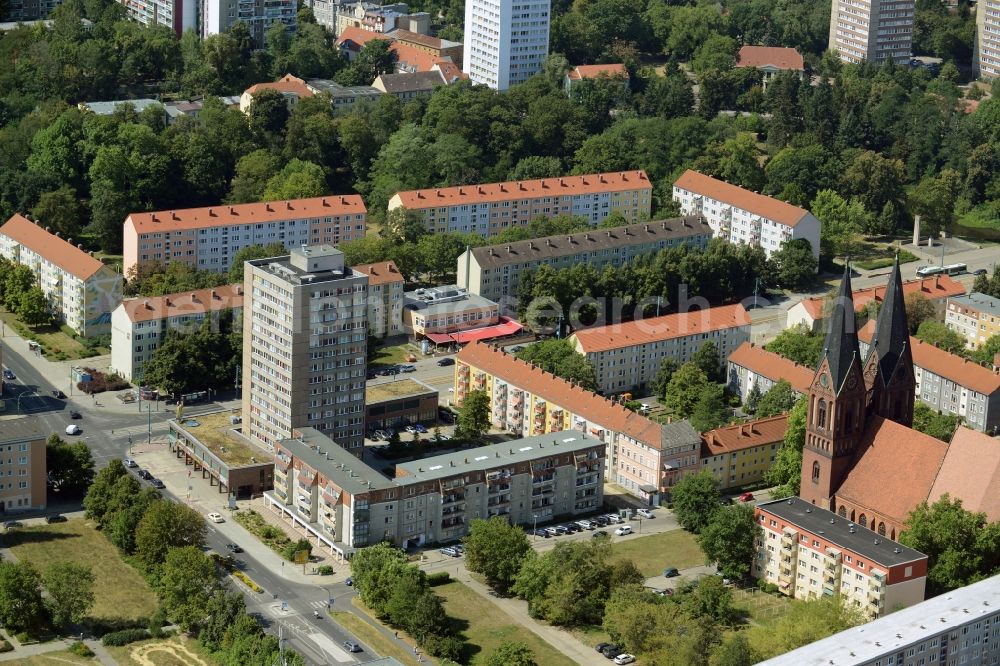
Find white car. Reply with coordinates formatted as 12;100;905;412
207;512;225;523
614;654;636;665
636;508;655;519
614;525;633;536
65;424;81;436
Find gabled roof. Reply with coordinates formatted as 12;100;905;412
433;61;466;83
736;46;805;71
388;28;461;50
819;264;863;393
336;27;451;74
0;214;107;281
858;320;1000;396
352;261;404;287
567;63;628;81
797;274;966;320
673;170;812;228
869;257;911;383
727;342;814;395
570;304;750;354
394;171;651;209
118;284;244;324
244;73;313;99
702;414;788;457
125;196;366;234
835;417;948;526
456;342;665;448
373;70;445;94
929;426;1000;522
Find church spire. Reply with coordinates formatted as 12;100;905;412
821;262;862;395
869;254;910;382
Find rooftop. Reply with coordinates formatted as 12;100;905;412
951;292;1000;317
280;428;396;496
118;284;244;324
366;378;438;404
244;73;313;99
125;195;366;234
373;71;445;94
758;496;926;567
673;170;812;228
393;171;651;209
305;79;382;97
403;286;497;316
81;98;162;115
0;214;108;281
736;45;805;70
0;415;46;443
352;261;404;286
929;426;1000;522
797;274;966;320
727;342;815;394
249;245;361;286
567;63;629;81
336;27;454;74
171;411;270;468
388;28;462;49
759;574;1000;665
702;414;788;456
569;304;750;354
468;216;711;269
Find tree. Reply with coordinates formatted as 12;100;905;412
43;562;95;627
247;88;290;141
766;397;807;498
910;170;960;238
765;326;824;366
2;263;35;309
698;504;759;580
83;458;128;525
262;159;327;200
464;517;533;593
486;642;537;666
756;381;796;418
915;320;966;355
690;384;728;433
338;39;397;86
912;402;961;442
158;546;220;631
744;383;762;414
663;362;712;418
228;242;287;283
227;149;281;204
972;335;1000;366
16;286;52;327
692;341;722;382
46;434;95;496
515;339;598;391
349;543;410;617
31;185;84;238
812;189;861;259
744;596;863;660
904;292;936;334
0;561;45;632
670;469;721;533
771;238;817;290
135;500;207;570
650;358;679;400
198;591;246;651
457;389;490;440
711;634;758;666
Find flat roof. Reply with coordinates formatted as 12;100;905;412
403;288;497;316
0;415;46;443
170;411;271;468
248;248;362;287
760;574;1000;665
758;497;926;568
951;292;1000;317
366;378;438;404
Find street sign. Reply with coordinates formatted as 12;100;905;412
293;549;310;565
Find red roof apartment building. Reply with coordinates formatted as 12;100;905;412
353;261;405;339
726;341;815;403
122;196;367;278
388;171;653;238
701;415;788;490
735;46;805;89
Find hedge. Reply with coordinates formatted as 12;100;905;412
101;628;150;646
0;641;11;653
427;572;451;587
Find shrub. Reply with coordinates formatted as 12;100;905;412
148;608;167;638
101;628;151;646
233;571;263;593
0;640;11;653
68;641;94;657
423;633;464;661
317;565;334;576
260;526;281;540
282;538;312;561
427;572;451;587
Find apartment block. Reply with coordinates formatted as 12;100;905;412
353;261;404;339
240;74;382;115
201;0;295;47
454;341;701;503
265;427;604;558
3;0;64;20
329;1;428;37
755;497;927;618
760;574;1000;666
389;28;462;66
0;416;47;513
946;292;1000;350
122;196;367;278
389;171;652;238
672;170;821;262
0;214;122;337
726;342;814;403
829;0;913;64
977;0;1000;79
700;415;787;490
115;0;196;35
457;216;712;303
858;321;1000;434
463;0;549;89
568;304;751;395
110;284;244;383
241;246;368;453
335;26;461;77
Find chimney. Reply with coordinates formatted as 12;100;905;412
340;196;347;205
229;206;234;214
519;182;525;190
171;211;178;220
208;207;215;216
599;174;605;183
322;198;328;206
265;203;272;212
286;201;292;210
459;188;464;195
151;213;158;222
211;290;218;299
506;245;512;252
662;221;667;230
478;186;484;194
546;238;552;246
436;189;441;196
165;297;172;306
143;299;151;310
645;224;649;232
559;178;564;186
582;177;588;185
236;285;243;295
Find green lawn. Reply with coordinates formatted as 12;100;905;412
957;205;1000;230
731;587;794;626
852;244;919;271
338;605;429;666
6;519;159;626
104;637;214;666
609;529;705;577
369;342;418;368
0;309;105;361
436;581;576;666
14;651;97;665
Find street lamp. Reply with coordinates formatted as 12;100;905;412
532;513;539;540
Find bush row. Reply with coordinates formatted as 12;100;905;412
101;628;150;646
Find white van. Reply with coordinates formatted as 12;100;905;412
614;525;633;536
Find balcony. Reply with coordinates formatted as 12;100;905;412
488;483;511;494
442;517;465;529
442;493;466;505
487;495;510;507
576;475;599;487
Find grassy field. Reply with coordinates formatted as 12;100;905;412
0;309;104;361
732;586;794;625
369;342;418;367
609;529;705;577
571;624;611;650
338;604;430;666
435;581;576;666
6;519;158;625
14;651;97;665
105;637;214;666
852;244;919;271
957;205;1000;230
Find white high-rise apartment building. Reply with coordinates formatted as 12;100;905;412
463;0;550;90
829;0;913;64
977;0;1000;79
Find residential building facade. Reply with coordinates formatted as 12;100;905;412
463;0;549;90
389;28;462;65
454;341;701;503
0;417;47;513
241;246;368;453
976;0;1000;79
735;46;804;88
457;216;713;304
266;427;604;558
240;74;382;114
0;214;122;337
371;70;445;100
726;342;814;402
335;26;460;76
701;416;788;490
353;261;404;339
754;497;927;618
116;0;196;34
122;196;367;278
945;292;1000;350
3;0;64;20
389;171;653;238
829;0;914;64
330;1;428;37
858;320;1000;434
673;170;821;262
365;378;438;431
110;284;244;383
568;304;751;395
201;0;295;47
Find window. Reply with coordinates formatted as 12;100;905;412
859;514;867;528
812;461;820;482
817;399;827;430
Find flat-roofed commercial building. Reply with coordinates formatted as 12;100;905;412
457;216;713;303
122;196;367;278
946;292;1000;350
755;497;927;618
365;378;438;430
241;246;369;453
568;304;751;395
0;416;47;513
265;427;603;558
701;415;787;490
388;171;652;238
402;285;500;341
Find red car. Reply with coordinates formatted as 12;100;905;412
738;492;755;502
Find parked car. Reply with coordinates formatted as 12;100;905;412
636;508;655;519
137;469;153;480
343;641;361;653
400;365;416;373
150;478;165;489
123;458;137;468
663;567;680;578
3;521;22;529
614;654;636;665
2;369;14;380
439;546;460;558
436;357;455;366
69;411;82;419
595;642;613;653
592;516;609;527
605;513;622;524
545;526;560;537
345;577;353;586
533;529;550;538
575;519;593;530
414;424;428;433
45;514;67;524
509;346;524;353
65;424;81;435
592;530;609;539
554;525;571;536
614;525;633;536
601;644;623;659
438;410;455;424
207;512;225;523
974;268;988;276
226;543;243;553
738;492;755;502
405;425;418;434
52;390;66;399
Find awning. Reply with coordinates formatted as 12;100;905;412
450;318;523;344
639;484;658;493
425;332;453;345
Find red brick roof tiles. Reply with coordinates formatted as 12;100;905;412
727;342;815;395
736;46;805;71
125;196;366;234
352;261;403;287
120;284;244;324
244;73;313;99
0;214;106;281
929;426;1000;522
674;170;812;228
701;414;788;456
567;64;628;81
570;304;750;354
